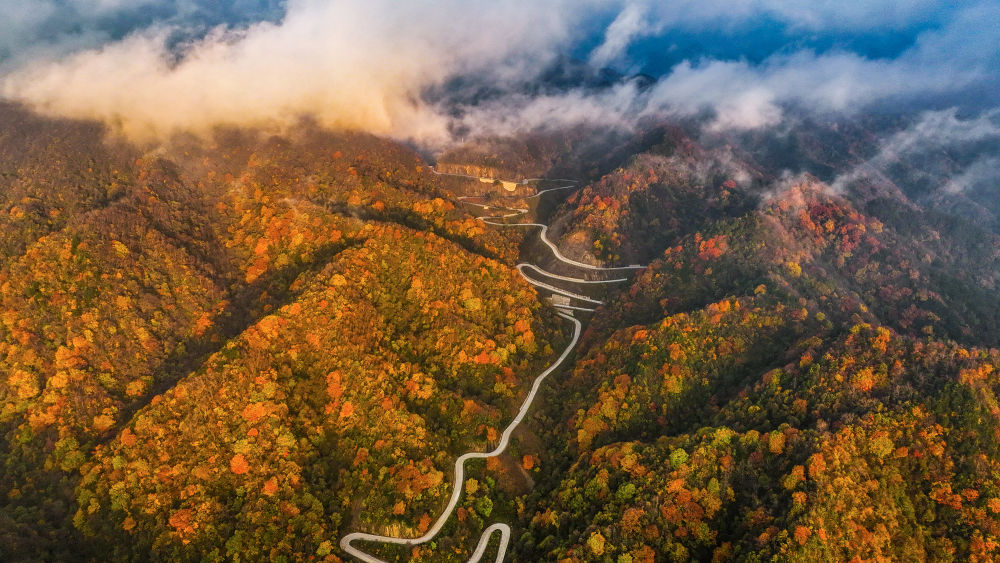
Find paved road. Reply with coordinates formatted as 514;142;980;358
468;523;510;563
341;170;644;562
517;263;629;284
428;166;528;186
552;304;597;313
340;312;582;563
515;267;604;305
457;195;643;272
428;166;577;191
483;216;644;271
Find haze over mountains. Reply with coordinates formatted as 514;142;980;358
3;1;1000;562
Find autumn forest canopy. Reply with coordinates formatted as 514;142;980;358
3;1;1000;562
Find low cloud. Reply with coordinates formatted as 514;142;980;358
944;157;1000;194
0;0;284;69
1;0;999;147
589;3;651;69
881;108;1000;155
1;0;595;145
831;108;1000;195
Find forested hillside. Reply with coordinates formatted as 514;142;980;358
4;101;1000;563
0;104;561;561
503;121;1000;562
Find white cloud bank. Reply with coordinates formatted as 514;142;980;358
1;0;998;145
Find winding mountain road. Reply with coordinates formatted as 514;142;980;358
482;217;644;271
517;263;629;284
340;170;645;562
516;272;604;306
340;312;581;563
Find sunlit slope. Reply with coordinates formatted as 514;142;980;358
0;106;551;561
